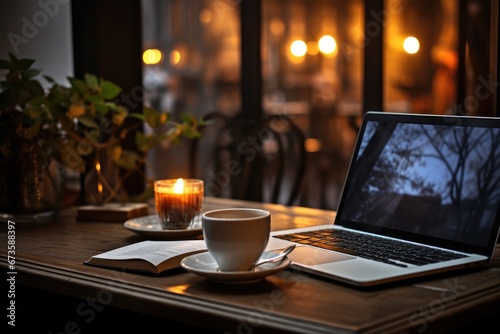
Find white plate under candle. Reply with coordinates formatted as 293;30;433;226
124;214;202;239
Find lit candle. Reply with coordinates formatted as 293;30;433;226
154;178;204;230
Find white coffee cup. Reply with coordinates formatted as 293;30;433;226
202;208;271;271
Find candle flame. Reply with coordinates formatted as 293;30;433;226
98;182;103;194
96;161;101;172
174;178;185;194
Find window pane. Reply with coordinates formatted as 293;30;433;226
262;0;364;116
141;0;241;180
142;0;365;209
262;0;364;209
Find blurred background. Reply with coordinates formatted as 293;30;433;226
1;0;498;210
139;0;497;209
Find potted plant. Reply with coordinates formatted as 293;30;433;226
0;53;205;220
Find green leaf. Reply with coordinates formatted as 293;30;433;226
77;115;99;128
26;95;46;108
143;106;163;128
84;73;99;90
27;80;45;97
69;77;88;94
105;102;119;110
25;68;41;79
100;80;122;100
129;113;146;121
135;131;155;152
8;53;18;63
85;94;104;104
94;101;110;114
16;58;36;71
182;127;202;139
114;149;139;169
43;75;56;84
180;113;195;123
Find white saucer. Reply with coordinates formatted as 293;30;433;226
124;215;202;239
180;251;291;284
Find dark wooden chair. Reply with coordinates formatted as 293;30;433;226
189;111;307;206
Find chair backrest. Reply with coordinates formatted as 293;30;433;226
189;111;307;206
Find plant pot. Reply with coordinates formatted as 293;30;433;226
0;141;62;223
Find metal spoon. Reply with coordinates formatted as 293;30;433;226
253;244;296;269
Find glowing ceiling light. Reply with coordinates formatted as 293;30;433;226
403;36;420;54
318;35;337;54
290;40;307;57
142;48;163;65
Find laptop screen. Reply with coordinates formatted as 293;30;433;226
337;112;500;252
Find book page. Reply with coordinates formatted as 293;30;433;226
92;240;207;266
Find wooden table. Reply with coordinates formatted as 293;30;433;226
1;197;500;333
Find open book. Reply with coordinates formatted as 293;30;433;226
84;240;207;275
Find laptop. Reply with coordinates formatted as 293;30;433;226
268;111;500;287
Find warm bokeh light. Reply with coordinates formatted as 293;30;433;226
305;138;322;153
269;18;285;37
142;48;163;65
318;35;337;54
403;36;420;54
307;41;319;56
290;40;307;57
199;8;212;23
170;49;181;65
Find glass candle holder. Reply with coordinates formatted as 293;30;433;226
154;178;204;230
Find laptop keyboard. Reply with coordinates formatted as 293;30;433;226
274;229;469;268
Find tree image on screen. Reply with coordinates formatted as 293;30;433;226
341;121;500;246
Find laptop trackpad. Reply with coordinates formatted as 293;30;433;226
289;246;354;265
